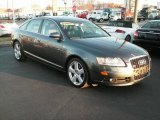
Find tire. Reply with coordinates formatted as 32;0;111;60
67;58;89;88
99;18;104;23
89;18;93;22
125;35;131;42
13;41;26;61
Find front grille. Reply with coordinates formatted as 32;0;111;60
130;55;150;80
130;56;149;69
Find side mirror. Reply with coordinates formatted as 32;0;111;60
49;32;62;41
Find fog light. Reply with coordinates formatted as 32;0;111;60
110;78;117;83
100;71;108;76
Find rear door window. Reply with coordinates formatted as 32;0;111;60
19;21;30;30
26;19;42;33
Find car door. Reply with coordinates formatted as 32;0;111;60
20;19;42;55
35;19;66;67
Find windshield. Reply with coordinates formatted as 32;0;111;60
60;21;109;39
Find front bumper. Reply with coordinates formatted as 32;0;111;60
91;56;151;86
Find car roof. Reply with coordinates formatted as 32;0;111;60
38;16;89;23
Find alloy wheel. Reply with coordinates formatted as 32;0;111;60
68;61;85;86
14;42;21;60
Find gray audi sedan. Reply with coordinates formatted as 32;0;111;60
11;16;151;88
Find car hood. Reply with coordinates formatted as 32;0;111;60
71;37;148;62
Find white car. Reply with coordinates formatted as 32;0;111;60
0;22;18;37
101;21;140;42
148;9;160;19
87;10;102;21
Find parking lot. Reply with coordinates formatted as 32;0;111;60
0;43;160;120
0;19;160;120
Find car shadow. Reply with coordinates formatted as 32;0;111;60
1;46;159;94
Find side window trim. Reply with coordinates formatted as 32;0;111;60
38;19;44;34
19;20;31;31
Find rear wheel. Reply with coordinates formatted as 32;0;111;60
99;18;104;23
125;35;131;42
13;41;26;61
67;58;89;88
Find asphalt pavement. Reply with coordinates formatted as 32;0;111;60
0;46;160;120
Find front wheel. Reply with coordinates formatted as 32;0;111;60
67;58;89;88
13;41;26;61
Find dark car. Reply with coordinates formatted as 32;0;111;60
133;20;160;50
11;16;151;88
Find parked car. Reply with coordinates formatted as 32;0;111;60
87;10;109;22
0;22;18;37
101;21;140;42
148;9;160;20
77;11;88;19
133;20;160;50
87;10;101;21
11;16;151;88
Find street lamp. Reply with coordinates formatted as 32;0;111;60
63;0;67;12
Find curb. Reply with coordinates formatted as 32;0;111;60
0;41;11;47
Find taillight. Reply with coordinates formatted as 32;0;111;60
115;29;125;34
0;25;5;29
134;31;139;39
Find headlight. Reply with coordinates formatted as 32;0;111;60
96;57;126;66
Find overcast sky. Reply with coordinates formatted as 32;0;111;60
0;0;159;9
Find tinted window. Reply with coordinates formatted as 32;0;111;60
19;21;29;30
41;20;60;36
26;19;42;33
142;21;160;29
150;22;158;29
107;21;132;28
157;22;160;29
142;22;151;28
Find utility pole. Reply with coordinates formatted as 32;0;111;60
125;0;128;20
52;0;54;15
12;0;15;23
7;0;9;19
134;0;139;23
